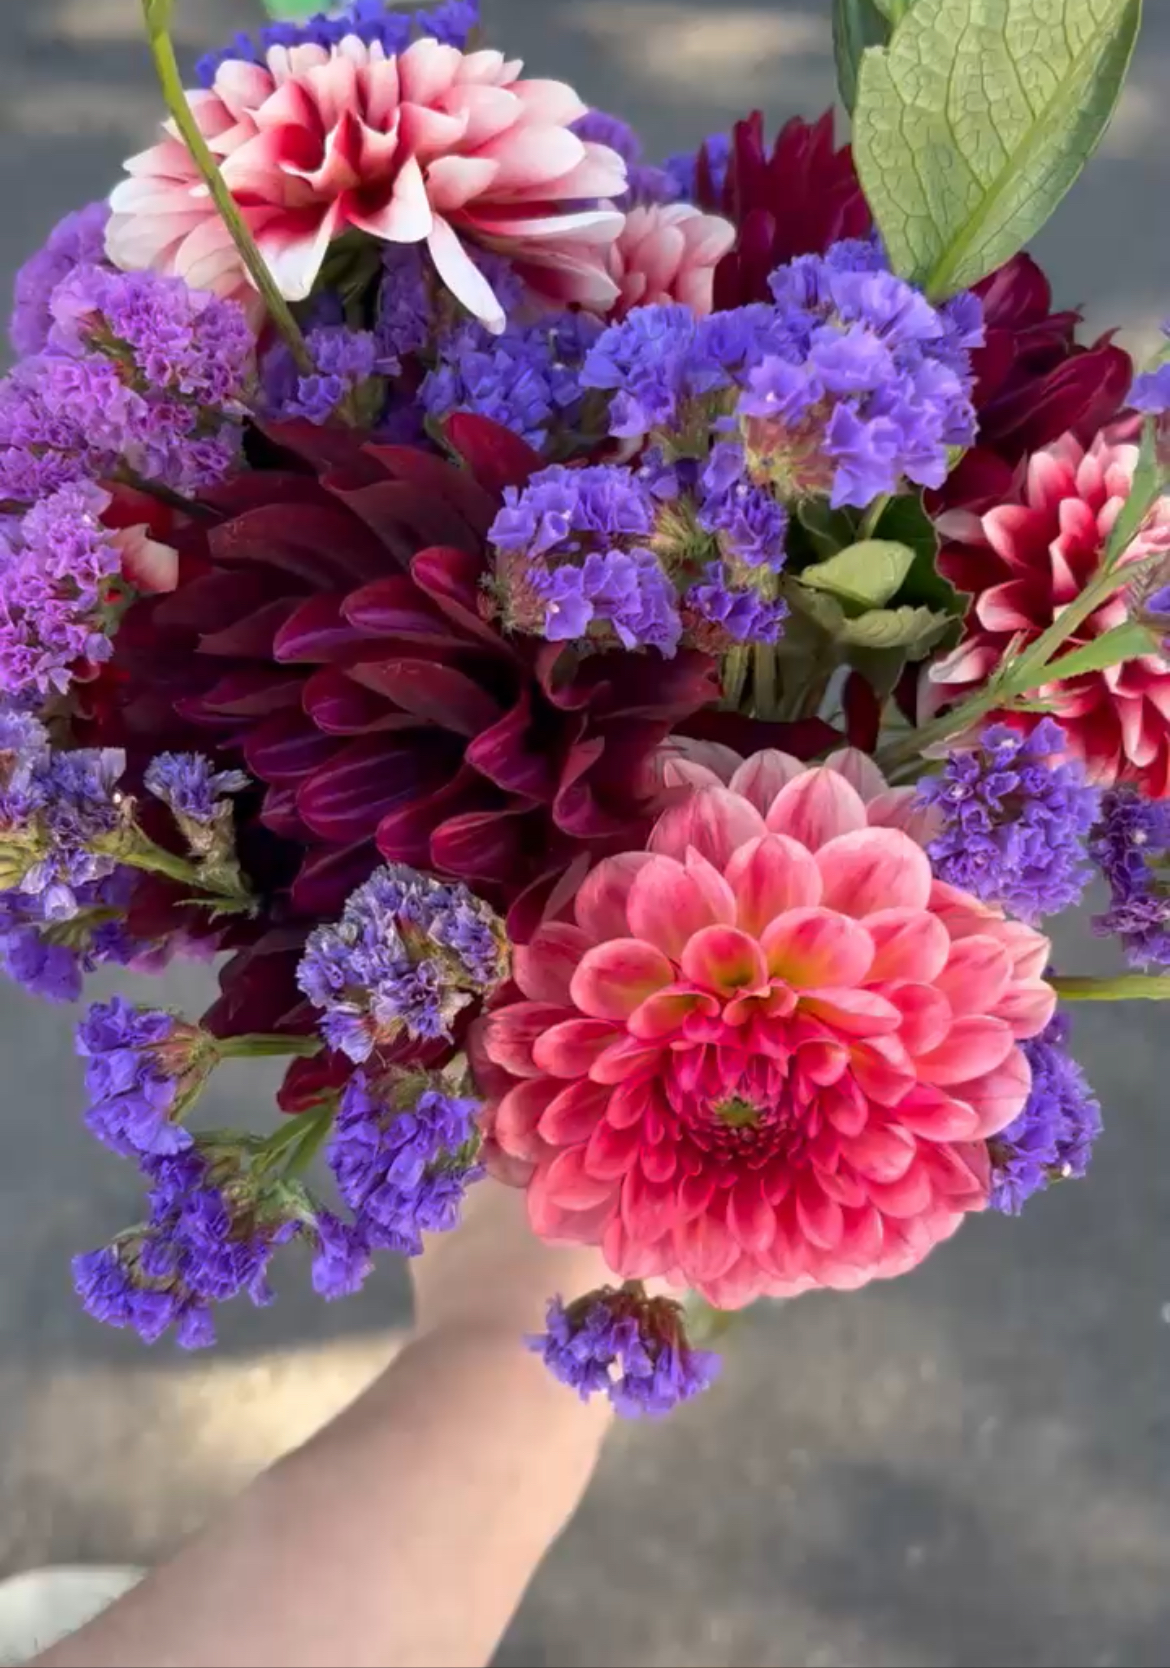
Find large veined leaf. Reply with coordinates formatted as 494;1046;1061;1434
832;0;892;109
800;541;915;609
853;0;1143;299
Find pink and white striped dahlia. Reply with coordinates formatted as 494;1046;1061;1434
927;426;1170;793
472;751;1056;1308
606;202;736;318
106;37;628;331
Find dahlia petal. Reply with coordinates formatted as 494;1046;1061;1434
540;1145;618;1212
727;748;805;811
573;851;657;943
588;1034;664;1085
537;1079;610;1146
396;101;471;162
796;1178;844;1250
760;907;874;987
427;214;506;332
879;981;953;1056
824;747;888;802
865;909;951;983
723;834;824;937
935;935;1013;1015
569;938;674;1021
822;1078;869;1137
947;1048;1033;1136
913;1016;1016;1086
510;77;590;128
673;1205;740;1283
699;1258;771;1310
513;923;594;1005
864;1164;934;1220
259;201;343;300
627;985;718;1041
801;987;902;1036
398;36;463;104
440;83;520;148
680;926;769;995
584;1114;643;1180
476;123;585;191
626;854;732;960
683;847;738;926
850;1040;918;1106
602;1215;675;1281
991;979;1057;1039
532;1018;619;1079
621;1169;678;1244
841;1123;916;1184
423;154;500;212
728;1178;777;1254
649;785;766;868
765;767;869;849
640;1143;678;1184
865;788;943;846
483;1001;574;1077
816;828;933;917
494;1078;560;1161
603;1077;656;1130
893;1086;982;1142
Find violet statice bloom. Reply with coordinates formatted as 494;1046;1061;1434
491;463;657;558
9;201;110;357
0;482;123;700
0;868;140;1004
262;324;390;425
1130;364;1170;415
144;753;250;827
989;1013;1102;1215
697;441;788;570
421;310;603;450
377;246;437;360
197;0;479;84
529;1288;721;1418
1090;787;1170;967
572;110;673;204
662;132;732;205
297;864;507;1061
920;722;1100;923
532;548;683;655
76;997;212;1158
0;727;127;921
686;562;787;645
328;1075;483;1256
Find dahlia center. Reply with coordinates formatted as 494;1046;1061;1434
713;1095;761;1129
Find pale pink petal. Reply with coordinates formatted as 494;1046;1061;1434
626;853;729;961
532;1017;620;1078
513;923;594;1004
483;1000;574;1077
913;1016;1017;1086
426;214;504;330
865;787;943;845
935;935;1013;1015
800;987;902;1036
766;768;869;849
991;979;1057;1039
258;201;342;299
349;153;434;241
728;749;805;812
724;833;824;936
680;925;769;995
573;851;656;943
648;785;766;868
537;1079;611;1146
398;37;463;105
817;828;934;916
569;938;674;1020
423;154;500;212
476;124;586;192
946;1049;1033;1137
509;77;590;127
683;846;738;926
865;908;951;983
760;907;874;987
824;747;888;802
113;525;178;595
493;1078;559;1161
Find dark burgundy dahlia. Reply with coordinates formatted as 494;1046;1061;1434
90;417;718;1033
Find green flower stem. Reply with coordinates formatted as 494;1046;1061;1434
858;493;891;540
112;836;253;912
217;1034;324;1059
116;465;216;523
140;0;313;373
1050;975;1170;1002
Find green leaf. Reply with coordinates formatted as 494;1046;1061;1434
795;498;857;562
1018;620;1159;688
832;0;891;109
846;644;914;698
1105;417;1162;569
260;0;326;14
872;493;967;615
800;540;915;608
853;0;1143;299
839;605;953;652
874;0;913;19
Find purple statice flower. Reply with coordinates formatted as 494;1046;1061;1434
0;729;126;919
311;1209;374;1300
0;352;128;504
0;866;141;1004
686;563;787;645
76;997;214;1158
662;132;732;205
988;1013;1102;1215
9;201;111;357
144;753;250;826
196;0;479;84
572;110;672;204
421;310;603;450
697;442;788;570
327;1073;483;1256
491;464;656;559
262;324;390;425
529;1287;721;1418
1090;786;1170;967
377;246;437;360
0;482;123;699
919;722;1100;923
531;548;683;656
297;863;507;1061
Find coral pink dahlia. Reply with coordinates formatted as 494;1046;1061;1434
472;751;1056;1308
927;426;1170;793
606;203;735;318
106;37;628;331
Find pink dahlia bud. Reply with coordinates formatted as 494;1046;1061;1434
928;425;1170;792
107;37;628;332
471;750;1055;1309
606;203;736;317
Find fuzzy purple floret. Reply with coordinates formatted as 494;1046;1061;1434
989;1013;1102;1215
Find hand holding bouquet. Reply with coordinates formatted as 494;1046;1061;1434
4;0;1165;1418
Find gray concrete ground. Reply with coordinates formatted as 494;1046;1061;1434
1;3;1170;1663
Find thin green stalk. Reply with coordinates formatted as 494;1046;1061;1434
857;493;891;540
116;465;216;522
141;0;312;372
217;1034;323;1059
1050;975;1170;1003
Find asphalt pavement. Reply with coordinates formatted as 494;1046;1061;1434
1;4;1169;1664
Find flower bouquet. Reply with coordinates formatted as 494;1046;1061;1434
4;0;1164;1416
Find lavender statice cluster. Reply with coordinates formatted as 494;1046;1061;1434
328;1073;483;1257
581;240;982;512
1090;787;1170;967
261;323;393;427
74;1142;370;1349
920;721;1101;923
297;863;508;1062
0;263;253;508
0;867;140;1005
530;1288;722;1418
197;0;480;84
76;996;213;1158
9;200;110;358
988;1014;1103;1215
